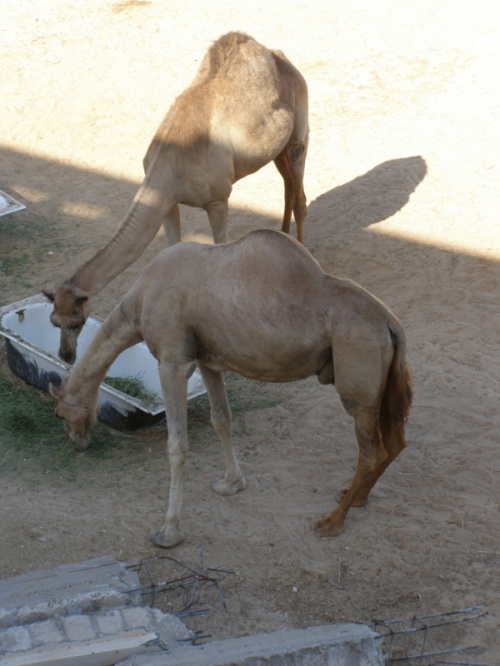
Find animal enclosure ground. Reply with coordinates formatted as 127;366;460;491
1;1;499;662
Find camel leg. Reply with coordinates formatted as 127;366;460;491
274;141;307;243
273;151;294;235
315;406;387;537
150;362;189;548
205;200;229;244
162;204;181;246
197;361;246;495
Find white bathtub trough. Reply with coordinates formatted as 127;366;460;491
0;294;206;431
0;190;26;217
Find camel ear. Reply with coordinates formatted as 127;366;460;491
42;289;55;302
74;295;89;307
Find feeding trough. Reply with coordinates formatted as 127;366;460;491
0;294;206;431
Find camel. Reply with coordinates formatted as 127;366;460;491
50;229;412;548
43;31;309;364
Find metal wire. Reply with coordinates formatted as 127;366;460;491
127;545;234;618
370;605;490;664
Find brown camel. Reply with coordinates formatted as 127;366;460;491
43;32;309;364
50;229;412;549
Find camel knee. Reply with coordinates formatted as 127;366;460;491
381;419;407;460
360;451;386;476
167;435;188;466
211;407;231;435
288;141;305;164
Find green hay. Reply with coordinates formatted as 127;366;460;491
103;374;162;406
0;370;117;465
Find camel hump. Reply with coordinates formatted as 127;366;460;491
233;228;323;270
240;227;302;248
196;32;276;82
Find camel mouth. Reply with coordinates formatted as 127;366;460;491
59;348;77;365
58;324;84;364
63;422;90;451
69;432;90;451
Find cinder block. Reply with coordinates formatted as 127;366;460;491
149;608;194;644
121;606;154;630
28;619;64;646
0;625;31;653
62;614;95;642
96;609;125;635
120;606;195;650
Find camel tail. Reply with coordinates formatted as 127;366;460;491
382;324;413;429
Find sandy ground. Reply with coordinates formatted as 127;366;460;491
1;0;499;661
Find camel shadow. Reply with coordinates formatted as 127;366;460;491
306;156;428;236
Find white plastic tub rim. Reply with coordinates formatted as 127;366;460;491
0;190;26;217
0;294;206;431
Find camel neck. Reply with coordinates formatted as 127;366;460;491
67;305;141;398
70;150;175;295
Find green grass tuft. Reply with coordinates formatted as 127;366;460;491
0;369;117;467
103;374;162;406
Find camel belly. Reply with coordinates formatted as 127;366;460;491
212;108;293;182
196;336;331;384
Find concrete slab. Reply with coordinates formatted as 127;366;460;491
119;622;386;665
0;557;141;629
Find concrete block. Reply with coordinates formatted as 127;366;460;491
121;606;154;631
120;606;194;649
62;615;95;642
149;609;193;645
96;610;124;635
28;619;64;646
121;607;193;649
119;622;386;666
0;625;31;653
0;557;141;629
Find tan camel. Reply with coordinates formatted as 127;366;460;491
43;31;309;364
50;229;412;548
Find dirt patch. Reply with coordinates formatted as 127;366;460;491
1;1;499;661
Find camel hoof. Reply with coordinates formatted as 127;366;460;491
340;488;368;507
212;476;246;495
314;517;345;538
150;526;185;548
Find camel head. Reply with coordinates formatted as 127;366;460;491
49;379;98;451
43;285;91;364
